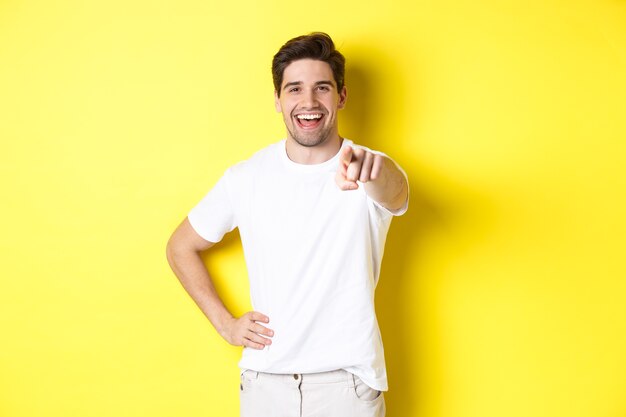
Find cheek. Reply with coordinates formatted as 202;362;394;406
282;100;295;114
326;99;339;111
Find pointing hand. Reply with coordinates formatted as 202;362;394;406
335;145;384;190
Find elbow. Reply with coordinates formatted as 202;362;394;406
165;236;176;267
165;231;203;265
166;234;185;267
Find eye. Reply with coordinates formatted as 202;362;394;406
289;87;300;93
317;85;330;91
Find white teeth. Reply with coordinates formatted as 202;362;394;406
296;114;322;120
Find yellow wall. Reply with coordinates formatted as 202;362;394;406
1;1;625;416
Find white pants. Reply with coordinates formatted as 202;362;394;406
239;368;385;417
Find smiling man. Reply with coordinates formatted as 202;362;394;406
166;32;409;417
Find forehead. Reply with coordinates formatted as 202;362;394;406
281;59;335;87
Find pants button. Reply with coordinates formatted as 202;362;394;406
293;374;299;380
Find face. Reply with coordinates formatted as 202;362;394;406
274;59;347;148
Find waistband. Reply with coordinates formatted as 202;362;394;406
241;368;355;385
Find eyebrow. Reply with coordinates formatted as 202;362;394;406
282;80;335;91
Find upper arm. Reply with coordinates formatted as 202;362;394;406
167;217;216;254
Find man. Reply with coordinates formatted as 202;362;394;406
166;32;409;417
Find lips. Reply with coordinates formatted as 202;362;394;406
294;113;324;129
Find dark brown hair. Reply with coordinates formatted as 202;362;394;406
272;32;345;97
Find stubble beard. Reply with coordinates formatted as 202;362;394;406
285;116;334;148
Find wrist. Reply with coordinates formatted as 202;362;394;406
216;314;235;337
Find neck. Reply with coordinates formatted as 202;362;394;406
285;134;343;165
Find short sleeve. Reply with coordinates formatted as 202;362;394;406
187;168;237;243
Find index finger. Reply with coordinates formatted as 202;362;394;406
339;145;353;166
249;311;270;323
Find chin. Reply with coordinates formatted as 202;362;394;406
288;128;332;148
294;137;326;147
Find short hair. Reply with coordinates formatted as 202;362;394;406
272;32;345;97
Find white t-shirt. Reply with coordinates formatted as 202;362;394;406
187;138;408;391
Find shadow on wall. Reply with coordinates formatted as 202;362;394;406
342;45;498;417
199;228;246;315
341;46;433;417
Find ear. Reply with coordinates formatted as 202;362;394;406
274;90;282;113
337;85;347;110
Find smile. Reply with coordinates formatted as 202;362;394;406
294;113;324;129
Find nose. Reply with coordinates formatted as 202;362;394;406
301;88;318;109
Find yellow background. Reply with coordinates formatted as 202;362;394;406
1;0;625;416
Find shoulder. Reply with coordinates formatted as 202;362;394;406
226;139;284;178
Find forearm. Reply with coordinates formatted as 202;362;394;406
364;156;408;212
166;247;234;337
